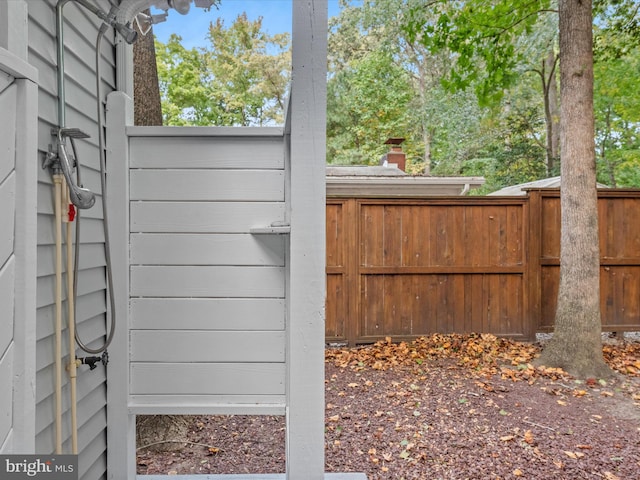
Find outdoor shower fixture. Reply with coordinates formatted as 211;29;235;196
118;0;218;34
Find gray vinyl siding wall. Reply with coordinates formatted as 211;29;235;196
28;1;115;478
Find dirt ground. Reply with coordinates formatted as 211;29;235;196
136;334;640;479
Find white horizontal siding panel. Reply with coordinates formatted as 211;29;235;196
130;331;286;363
130;202;285;234
0;171;15;265
0;82;16;183
129;136;284;169
0;256;15;356
129;396;286;415
0;343;14;448
130;234;285;266
130;298;285;331
130;266;285;298
130;170;285;202
130;363;286;396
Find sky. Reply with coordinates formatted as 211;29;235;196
151;0;345;49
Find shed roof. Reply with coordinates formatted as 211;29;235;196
488;176;609;196
326;165;485;197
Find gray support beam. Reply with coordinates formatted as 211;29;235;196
286;1;328;479
105;91;136;480
0;0;28;60
7;52;38;455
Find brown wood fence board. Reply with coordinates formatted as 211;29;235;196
325;190;640;345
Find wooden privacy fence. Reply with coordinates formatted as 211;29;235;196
326;189;640;345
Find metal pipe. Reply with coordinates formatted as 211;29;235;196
55;0;73;130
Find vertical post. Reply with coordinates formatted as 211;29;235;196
346;198;359;347
0;0;28;60
105;92;135;480
527;190;543;339
287;0;327;479
11;70;39;455
1;0;37;453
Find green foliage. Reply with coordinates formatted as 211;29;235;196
460;106;548;194
327;49;414;165
155;14;290;126
405;0;553;106
594;20;640;187
155;34;215;125
205;13;290;126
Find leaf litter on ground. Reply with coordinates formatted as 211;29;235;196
325;332;640;382
138;333;640;479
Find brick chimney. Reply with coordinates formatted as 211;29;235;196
381;137;406;172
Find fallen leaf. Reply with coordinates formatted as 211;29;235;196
523;430;535;445
513;468;524;476
564;451;585;459
500;435;515;442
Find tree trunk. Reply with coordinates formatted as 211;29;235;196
133;10;163;126
535;0;610;379
136;414;190;452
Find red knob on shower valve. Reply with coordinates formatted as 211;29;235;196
68;203;76;222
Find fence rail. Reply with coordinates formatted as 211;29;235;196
326;189;640;345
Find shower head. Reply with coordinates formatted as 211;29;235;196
116;0;217;25
113;19;138;44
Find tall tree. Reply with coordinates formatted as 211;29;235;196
407;0;614;377
133;9;163;126
535;0;610;378
205;13;290;126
